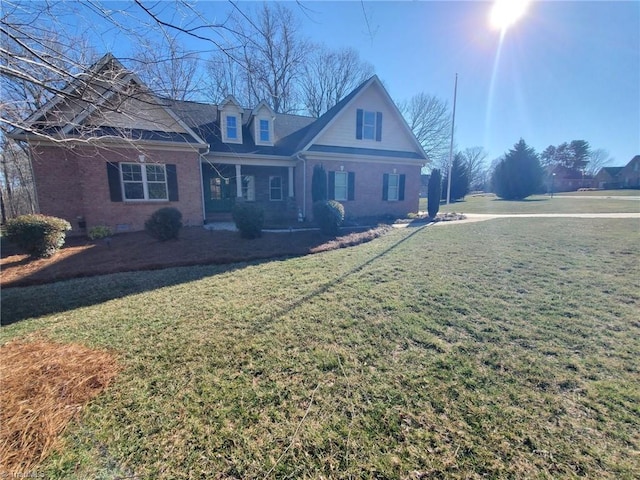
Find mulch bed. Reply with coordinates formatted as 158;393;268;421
0;338;120;475
1;225;392;288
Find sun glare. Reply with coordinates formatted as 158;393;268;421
490;0;531;31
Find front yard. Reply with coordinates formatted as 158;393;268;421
1;217;638;478
0;226;390;288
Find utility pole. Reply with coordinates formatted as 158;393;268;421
446;73;458;205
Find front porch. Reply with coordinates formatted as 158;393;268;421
202;162;300;225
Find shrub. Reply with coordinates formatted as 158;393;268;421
313;200;344;236
232;203;264;239
88;225;112;240
5;214;71;258
427;168;442;218
145;207;182;241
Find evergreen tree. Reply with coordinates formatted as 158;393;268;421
492;139;543;200
311;164;327;202
442;153;469;201
427;168;442;218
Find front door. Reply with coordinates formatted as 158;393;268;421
203;166;235;213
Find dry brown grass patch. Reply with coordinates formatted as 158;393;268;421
0;339;119;474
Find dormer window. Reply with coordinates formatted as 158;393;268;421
219;95;244;144
226;115;238;139
252;101;276;146
259;119;270;142
221;113;242;144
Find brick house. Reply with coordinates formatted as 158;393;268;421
10;54;428;234
593;155;640;189
618;155;640;188
593;166;624;189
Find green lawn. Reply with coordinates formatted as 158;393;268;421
421;193;640;215
2;218;639;478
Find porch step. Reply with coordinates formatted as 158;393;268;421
205;212;233;223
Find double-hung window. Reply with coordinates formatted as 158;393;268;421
387;173;400;201
382;173;405;201
121;163;168;201
334;171;348;201
328;171;355;201
242;175;255;201
226;115;238;140
269;176;283;201
259;119;270;142
356;109;382;141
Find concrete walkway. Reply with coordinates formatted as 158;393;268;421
433;212;640;226
553;195;640;201
205;212;640;232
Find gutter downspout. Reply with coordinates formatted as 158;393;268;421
295;152;307;219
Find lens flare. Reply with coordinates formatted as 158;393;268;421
490;0;531;31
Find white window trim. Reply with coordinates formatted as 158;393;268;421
242;175;256;201
334;171;348;201
223;113;243;144
269;175;283;201
121;162;168;201
362;110;377;141
255;117;274;146
387;173;400;201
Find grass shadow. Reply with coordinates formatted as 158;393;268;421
1;226;391;326
0;260;266;326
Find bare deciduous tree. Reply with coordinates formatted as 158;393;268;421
300;46;374;117
586;148;615;176
207;3;308;113
461;146;488;191
398;93;451;162
133;35;202;101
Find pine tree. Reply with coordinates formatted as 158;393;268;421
442;153;469;201
492;139;543;200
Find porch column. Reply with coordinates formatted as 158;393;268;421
235;164;242;197
288;166;294;198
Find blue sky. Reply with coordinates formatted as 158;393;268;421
79;1;639;165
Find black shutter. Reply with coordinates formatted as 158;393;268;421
356;109;363;140
382;173;389;201
328;171;335;200
399;174;406;201
348;172;355;201
375;112;383;141
106;162;122;202
166;164;179;201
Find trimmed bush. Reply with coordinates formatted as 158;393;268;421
145;207;182;241
232;203;264;239
5;214;72;258
313;200;344;236
88;225;112;240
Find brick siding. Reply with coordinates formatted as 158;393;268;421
31;145;204;235
296;158;421;221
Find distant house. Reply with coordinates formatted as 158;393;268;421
618;155;640;188
593;167;624;189
9;54;428;234
593;155;640;189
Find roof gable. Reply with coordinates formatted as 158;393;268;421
12;53;207;147
296;76;427;161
